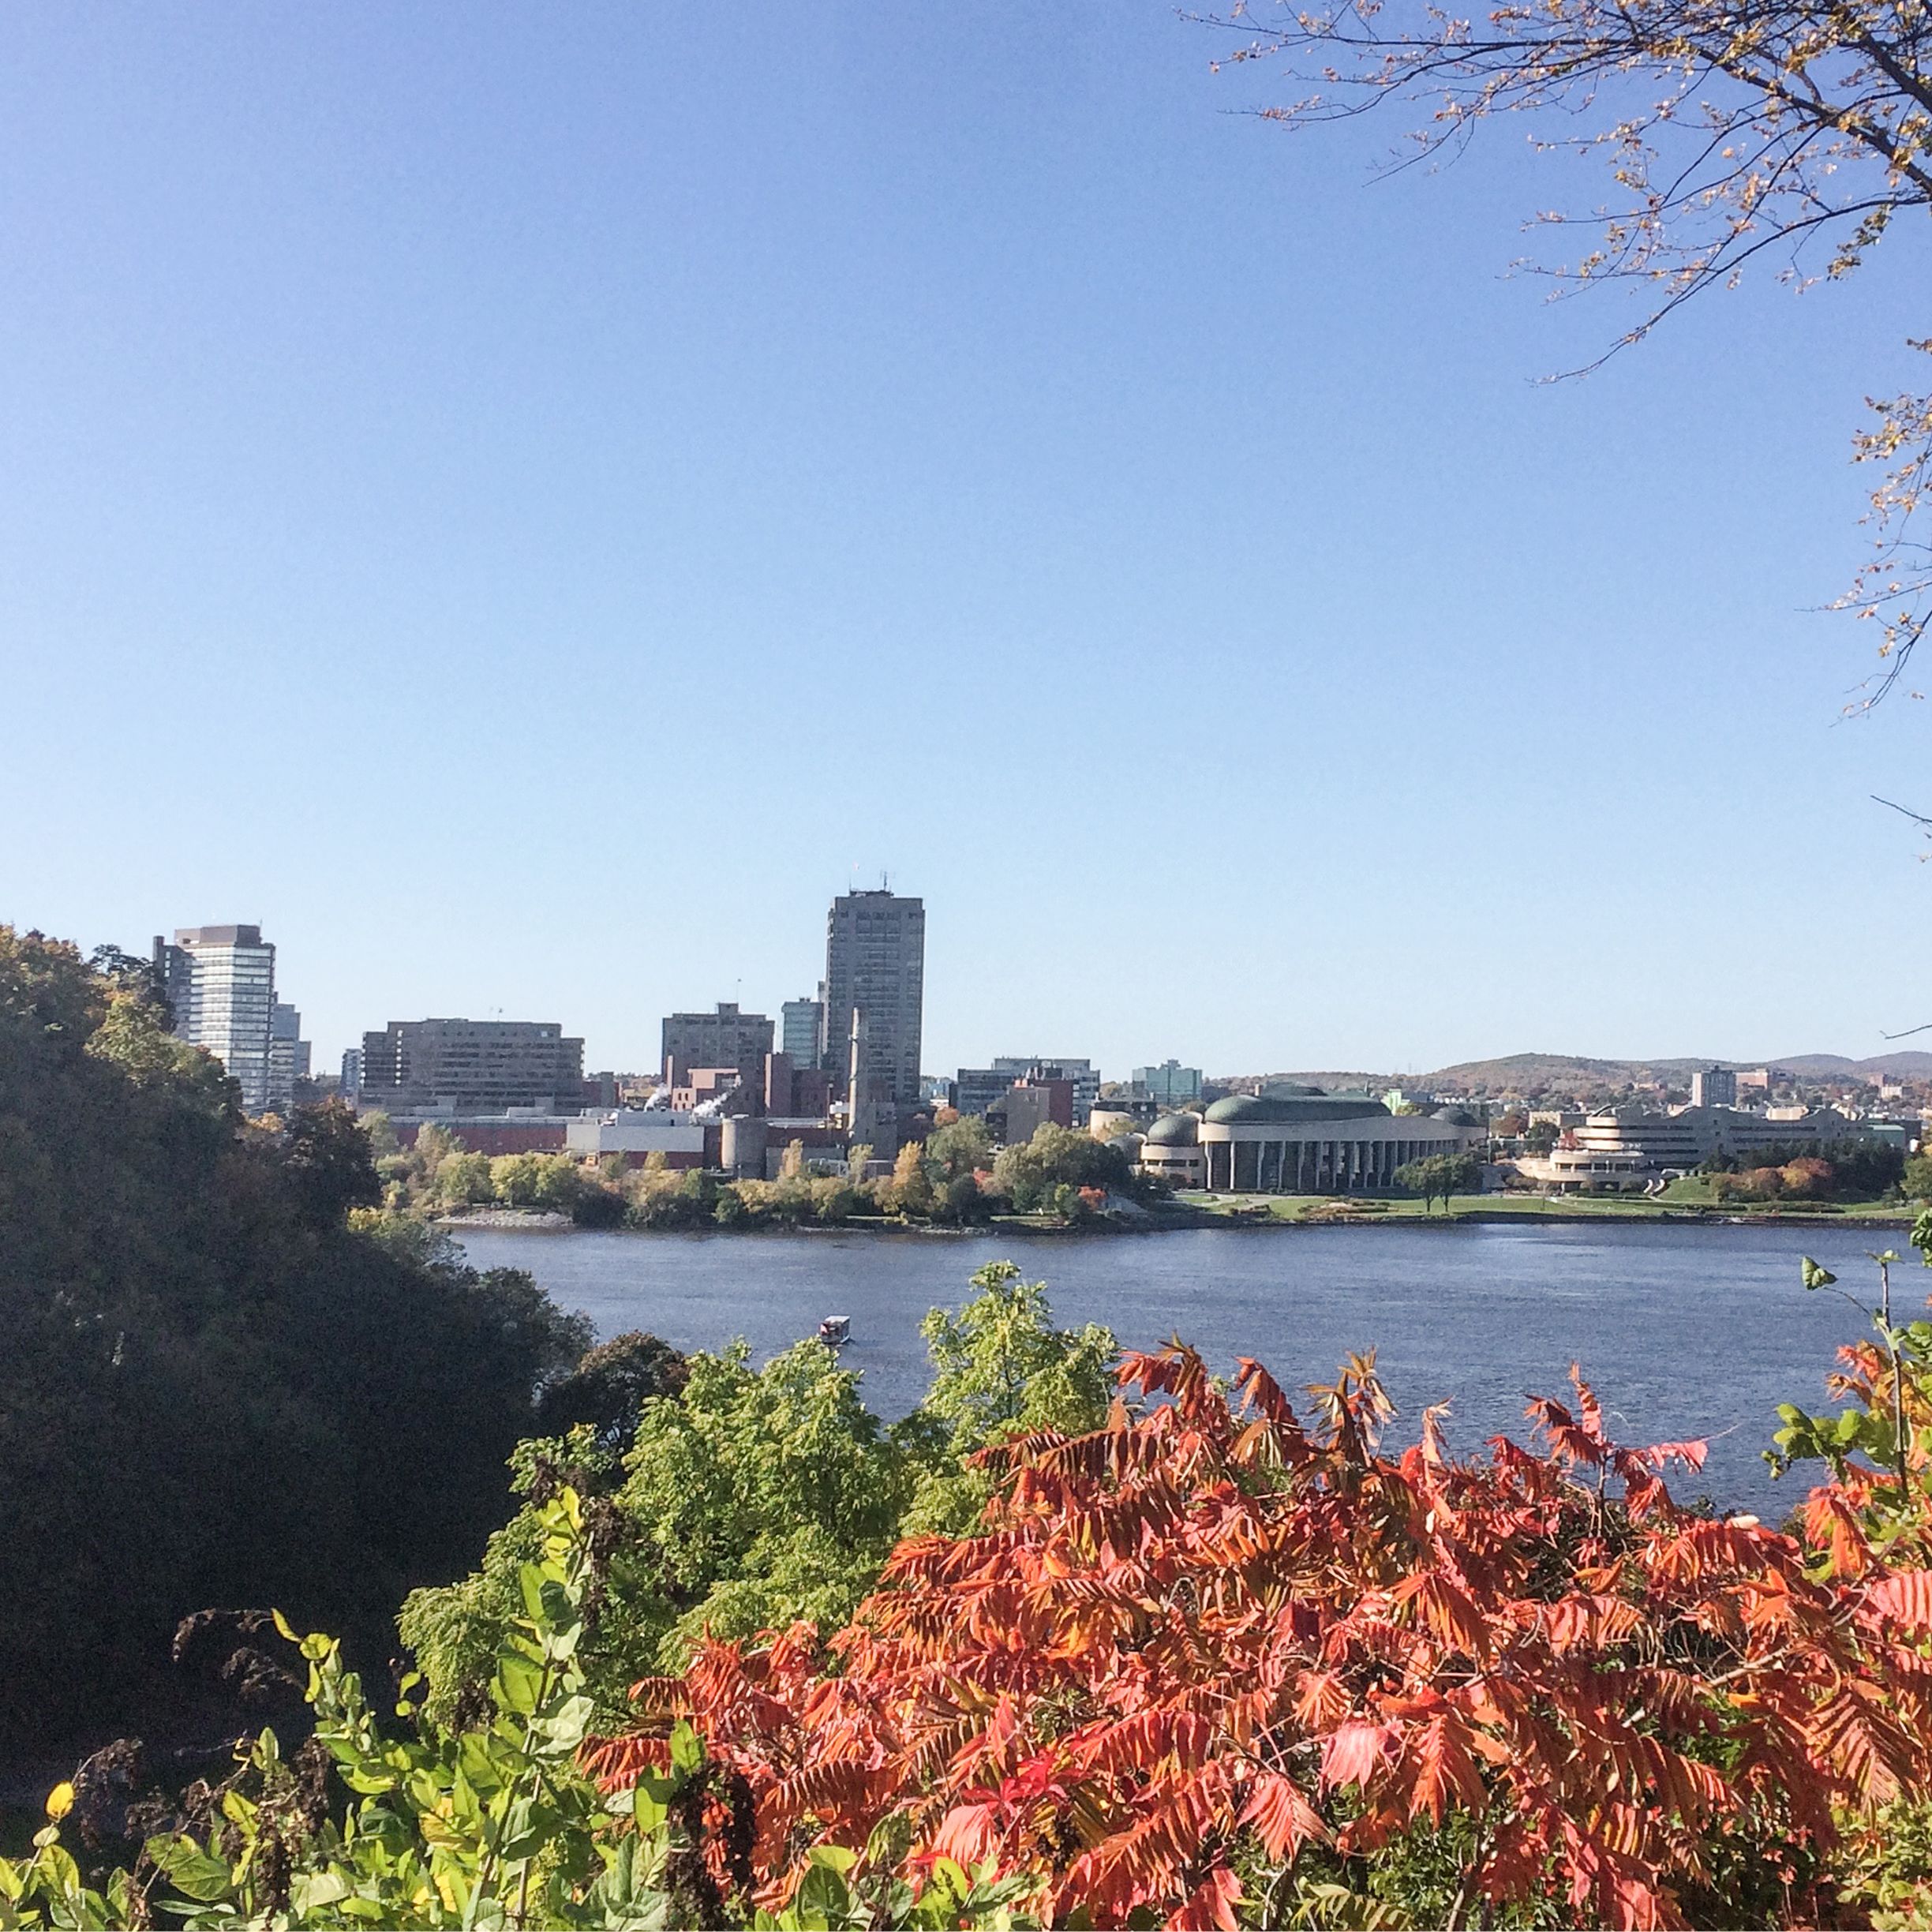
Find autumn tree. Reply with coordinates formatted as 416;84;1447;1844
1204;0;1932;695
887;1139;936;1217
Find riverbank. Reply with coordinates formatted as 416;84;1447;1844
433;1192;1922;1237
1178;1190;1920;1228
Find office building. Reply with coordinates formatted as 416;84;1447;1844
661;1002;774;1086
823;889;924;1110
358;1018;586;1114
781;994;824;1067
155;925;277;1111
1690;1066;1739;1109
340;1047;364;1097
267;1002;312;1112
1133;1061;1203;1106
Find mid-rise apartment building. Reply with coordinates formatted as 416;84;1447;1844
1690;1065;1739;1108
358;1018;586;1113
155;925;277;1111
661;1002;774;1086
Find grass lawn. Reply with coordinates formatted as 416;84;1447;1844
1172;1190;1917;1225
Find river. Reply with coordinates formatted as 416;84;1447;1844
449;1221;1917;1512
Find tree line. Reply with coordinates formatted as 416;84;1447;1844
371;1110;1160;1231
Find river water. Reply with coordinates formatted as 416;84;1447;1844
450;1222;1919;1513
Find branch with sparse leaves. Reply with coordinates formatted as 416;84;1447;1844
1195;0;1932;698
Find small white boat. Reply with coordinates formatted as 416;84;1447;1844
817;1314;851;1348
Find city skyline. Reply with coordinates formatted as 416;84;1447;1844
91;900;1932;1086
3;6;1927;1073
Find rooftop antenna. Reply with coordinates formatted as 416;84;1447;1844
881;870;889;892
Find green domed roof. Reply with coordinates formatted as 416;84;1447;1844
1203;1092;1393;1125
1144;1112;1200;1147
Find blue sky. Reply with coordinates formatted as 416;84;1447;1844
3;3;1926;1077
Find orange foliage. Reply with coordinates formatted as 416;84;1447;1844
585;1346;1932;1929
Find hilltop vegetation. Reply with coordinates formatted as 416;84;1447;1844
1240;1050;1932;1101
0;928;593;1758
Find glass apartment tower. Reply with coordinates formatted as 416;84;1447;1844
781;993;824;1068
157;924;277;1111
822;889;924;1110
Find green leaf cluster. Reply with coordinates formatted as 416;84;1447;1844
402;1264;1118;1724
0;1493;703;1931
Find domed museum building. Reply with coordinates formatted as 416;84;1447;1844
1155;1088;1485;1194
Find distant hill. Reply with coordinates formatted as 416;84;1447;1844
1222;1050;1932;1099
1772;1051;1932;1077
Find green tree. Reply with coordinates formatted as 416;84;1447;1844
991;1124;1133;1211
438;1149;495;1205
402;1336;922;1720
404;1263;1121;1726
919;1261;1115;1450
925;1115;991;1181
280;1099;384;1226
1395;1151;1483;1212
492;1151;545;1207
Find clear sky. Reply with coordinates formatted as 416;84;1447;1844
3;3;1927;1079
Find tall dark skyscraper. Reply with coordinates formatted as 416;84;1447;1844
822;888;924;1112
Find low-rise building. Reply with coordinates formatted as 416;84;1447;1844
957;1058;1101;1125
1139;1111;1205;1187
390;1110;578;1155
566;1110;709;1169
990;1077;1074;1144
1527;1103;1880;1190
359;1018;588;1114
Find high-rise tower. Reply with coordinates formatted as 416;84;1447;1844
822;888;924;1114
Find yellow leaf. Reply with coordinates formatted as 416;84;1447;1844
45;1782;75;1821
